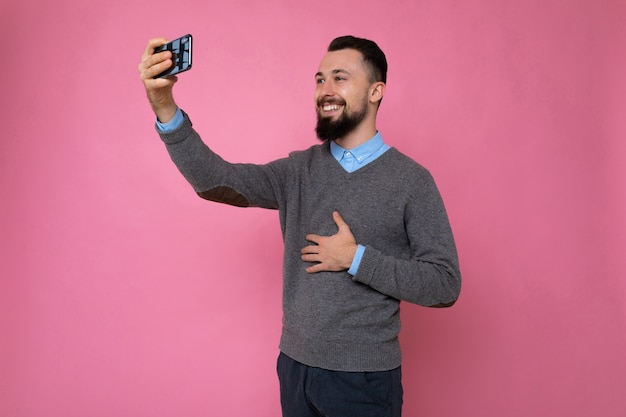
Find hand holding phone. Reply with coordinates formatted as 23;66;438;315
153;34;193;79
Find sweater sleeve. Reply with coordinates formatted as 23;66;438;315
353;171;461;307
158;111;288;209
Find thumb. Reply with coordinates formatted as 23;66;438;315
332;211;349;230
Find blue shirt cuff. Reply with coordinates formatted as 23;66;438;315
156;108;184;132
348;244;366;276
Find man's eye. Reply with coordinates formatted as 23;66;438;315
335;77;345;81
316;79;325;84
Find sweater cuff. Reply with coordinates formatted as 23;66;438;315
351;246;381;285
156;110;193;145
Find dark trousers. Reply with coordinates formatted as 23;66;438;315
277;352;403;417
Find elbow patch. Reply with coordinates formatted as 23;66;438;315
197;186;250;207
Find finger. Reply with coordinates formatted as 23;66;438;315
305;263;324;274
139;38;172;77
305;234;322;244
301;253;319;263
332;211;348;229
142;38;169;60
301;245;318;255
139;48;172;73
141;58;174;81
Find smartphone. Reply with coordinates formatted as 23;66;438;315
153;34;193;79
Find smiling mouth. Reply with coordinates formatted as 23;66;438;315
319;101;345;115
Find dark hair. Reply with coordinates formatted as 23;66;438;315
327;35;387;84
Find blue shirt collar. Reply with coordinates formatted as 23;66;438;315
330;131;387;166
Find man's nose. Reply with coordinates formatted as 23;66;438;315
318;80;335;97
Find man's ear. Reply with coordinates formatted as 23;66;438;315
369;82;386;105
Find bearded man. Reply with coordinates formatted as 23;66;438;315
138;35;461;417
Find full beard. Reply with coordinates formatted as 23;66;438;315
315;101;368;142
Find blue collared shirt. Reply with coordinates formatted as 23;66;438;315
157;109;390;276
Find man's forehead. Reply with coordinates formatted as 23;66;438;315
317;49;365;74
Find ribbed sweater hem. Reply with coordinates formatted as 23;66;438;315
279;327;402;372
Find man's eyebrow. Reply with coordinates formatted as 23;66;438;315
315;69;352;78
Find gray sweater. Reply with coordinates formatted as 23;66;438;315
159;112;461;372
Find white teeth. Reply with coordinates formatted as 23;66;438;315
323;104;340;111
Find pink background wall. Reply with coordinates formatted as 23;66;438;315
1;0;625;416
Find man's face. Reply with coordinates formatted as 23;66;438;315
314;49;373;142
